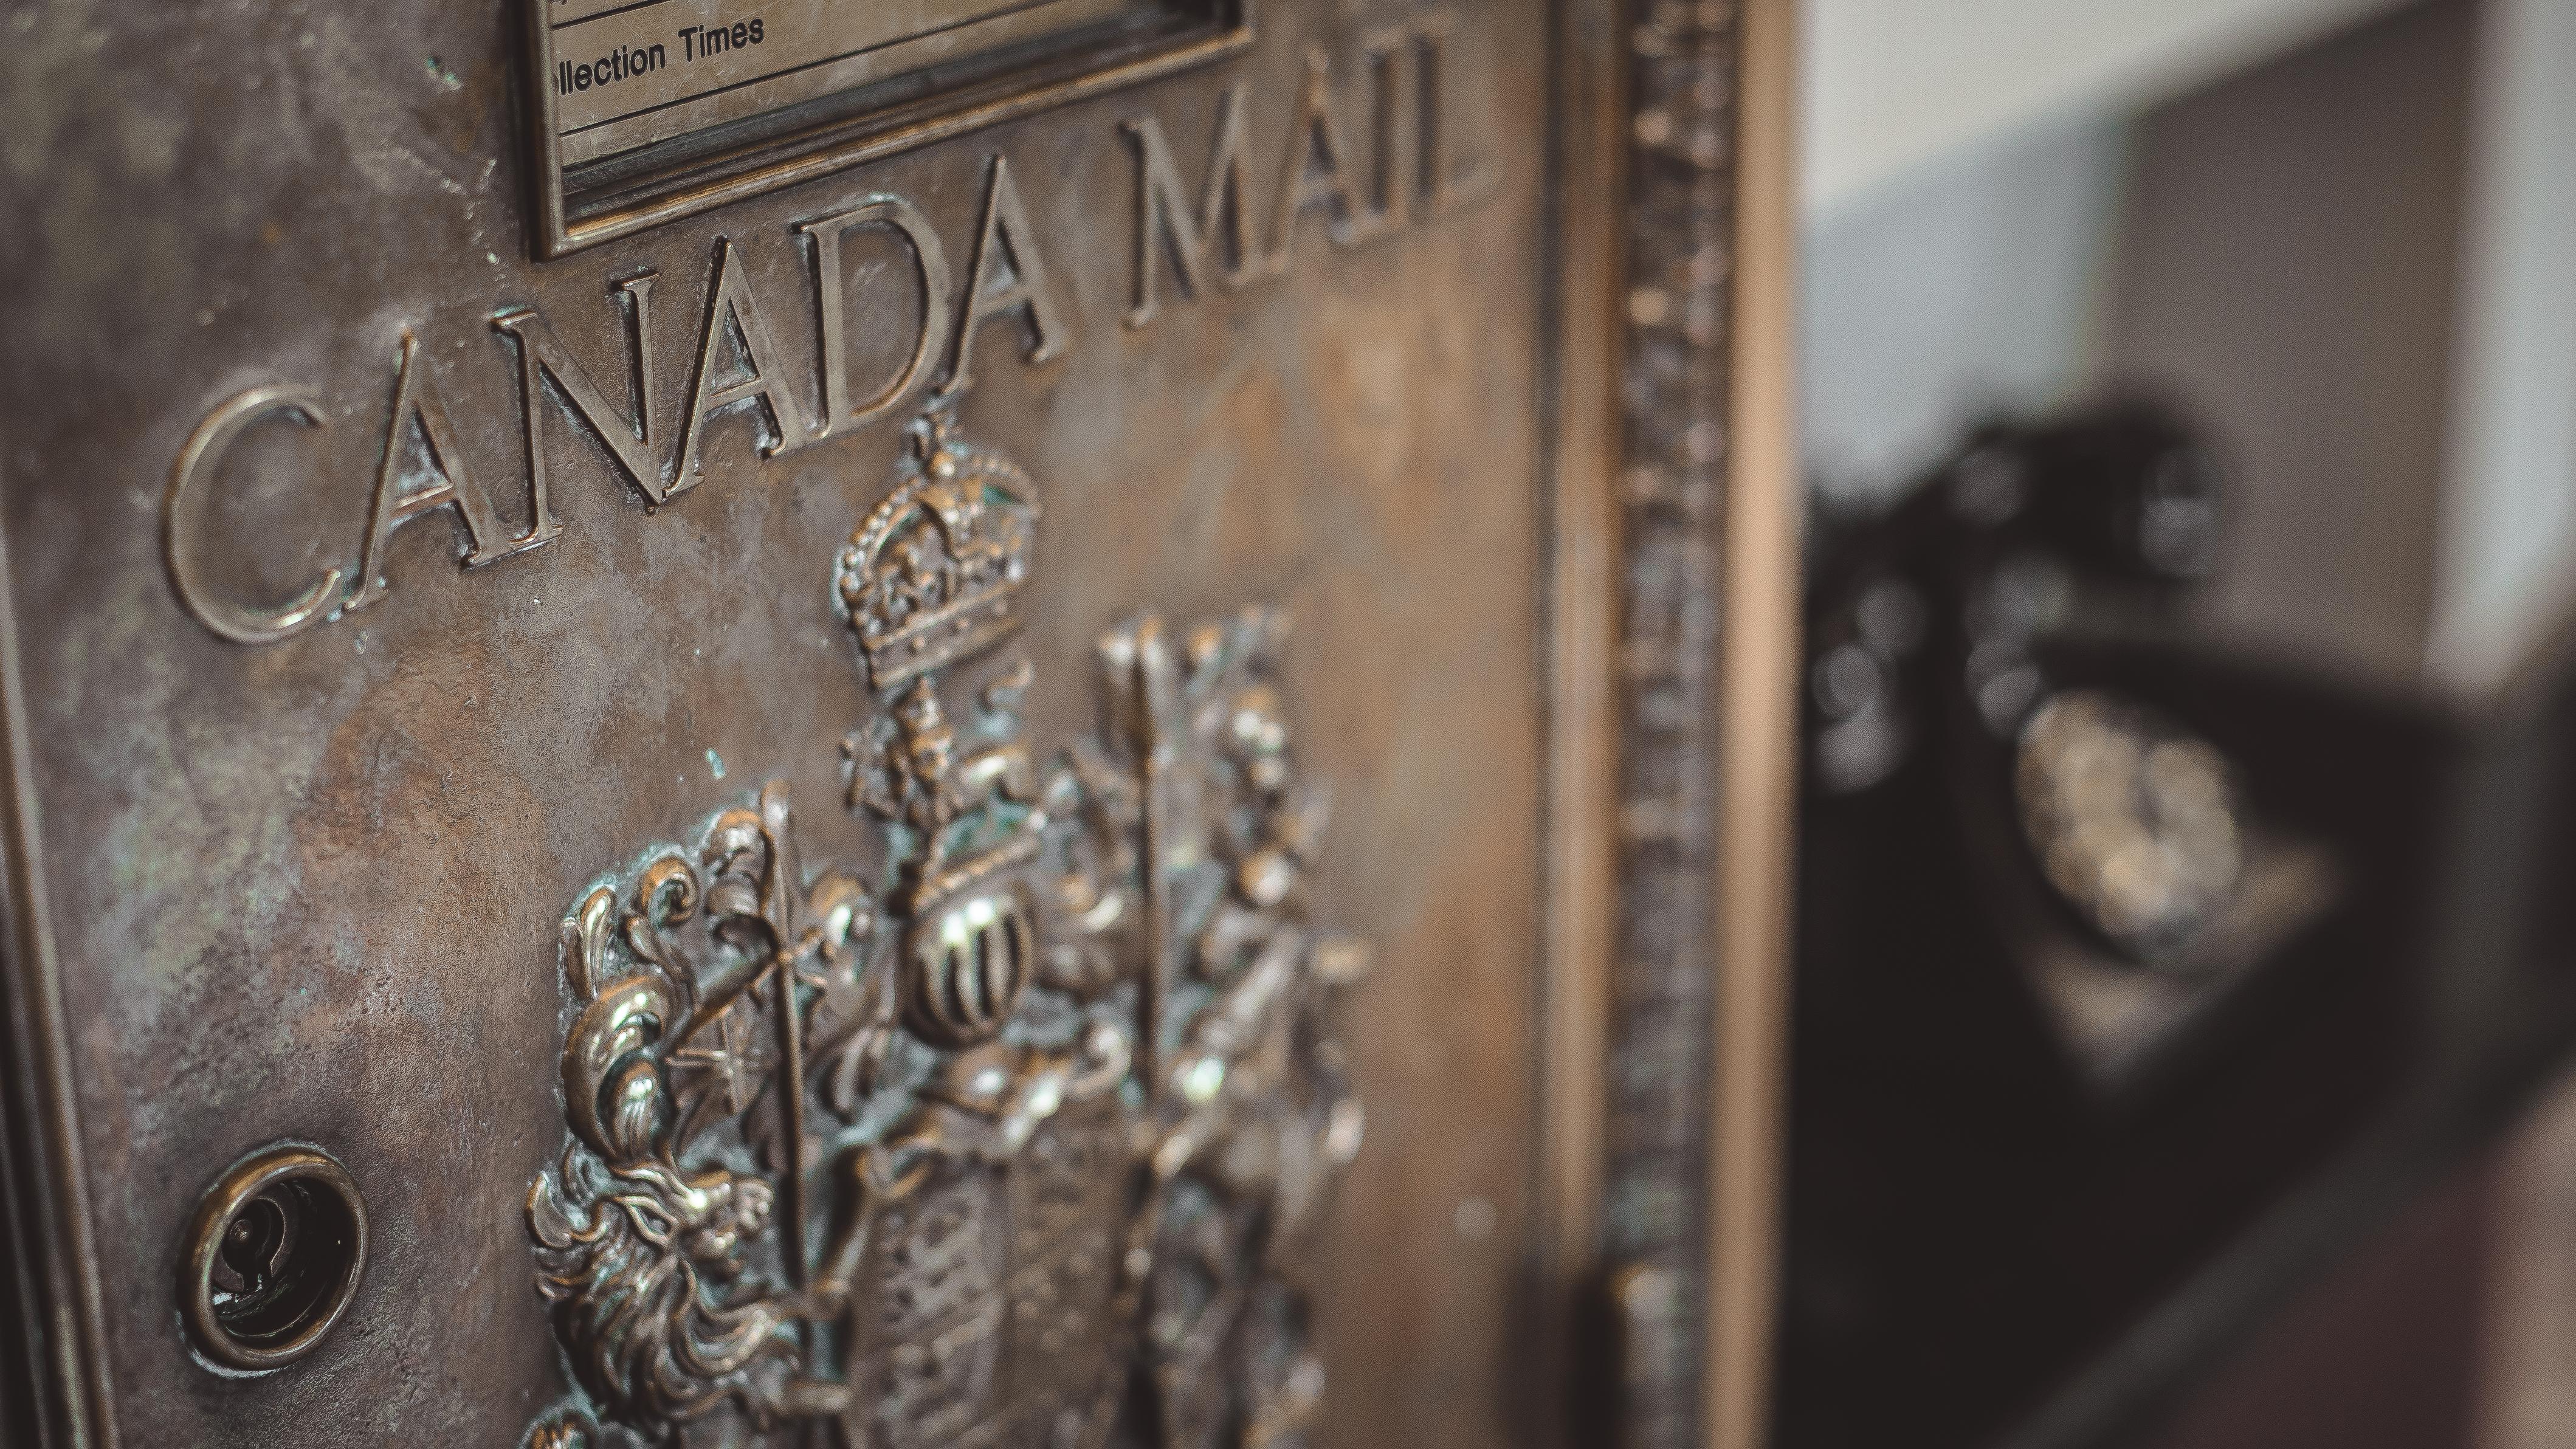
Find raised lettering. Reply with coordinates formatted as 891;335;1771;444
1357;27;1413;241
1269;49;1365;270
169;43;1523;649
494;270;667;516
1413;13;1497;217
349;330;546;612
1122;83;1260;329
797;196;952;436
164;385;346;645
677;237;816;484
944;154;1072;397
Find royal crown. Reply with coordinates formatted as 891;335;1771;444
837;404;1040;690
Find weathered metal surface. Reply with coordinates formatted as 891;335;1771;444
0;1;1579;1445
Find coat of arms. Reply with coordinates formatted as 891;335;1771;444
523;401;1368;1449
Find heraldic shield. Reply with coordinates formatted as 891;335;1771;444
521;399;1371;1449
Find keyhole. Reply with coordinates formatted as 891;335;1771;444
182;1145;367;1372
213;1191;294;1298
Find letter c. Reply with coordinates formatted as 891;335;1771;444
164;385;346;645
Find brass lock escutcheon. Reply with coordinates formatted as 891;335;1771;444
179;1143;369;1373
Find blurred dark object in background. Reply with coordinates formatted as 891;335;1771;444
1772;399;2576;1449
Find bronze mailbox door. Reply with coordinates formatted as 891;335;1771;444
0;2;1796;1448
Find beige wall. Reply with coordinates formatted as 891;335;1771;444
2101;0;2475;687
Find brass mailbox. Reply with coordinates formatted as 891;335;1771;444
0;2;1796;1447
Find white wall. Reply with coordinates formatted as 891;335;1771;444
2430;0;2576;694
1800;119;2124;504
1803;0;2411;220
